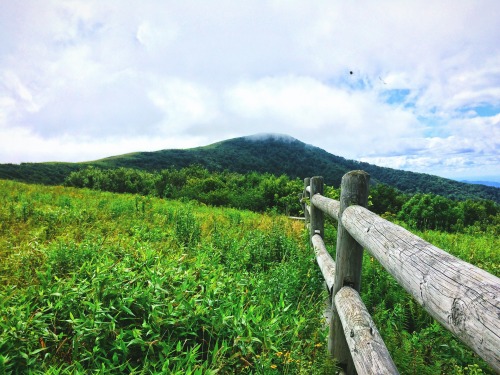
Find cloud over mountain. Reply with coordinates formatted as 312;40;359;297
0;1;499;181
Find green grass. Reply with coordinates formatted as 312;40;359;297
0;180;335;374
1;180;497;374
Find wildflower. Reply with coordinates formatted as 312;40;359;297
314;343;322;348
270;364;277;369
276;351;283;357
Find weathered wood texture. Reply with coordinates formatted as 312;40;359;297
312;233;336;293
335;286;399;375
311;193;340;221
342;205;500;372
305;205;311;233
309;177;324;242
303;178;310;222
330;171;370;374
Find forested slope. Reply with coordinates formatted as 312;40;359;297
1;134;498;202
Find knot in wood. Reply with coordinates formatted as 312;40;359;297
450;298;467;330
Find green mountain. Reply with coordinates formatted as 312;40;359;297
1;134;498;202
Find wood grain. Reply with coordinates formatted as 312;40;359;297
311;233;336;293
330;171;370;374
311;193;340;221
342;205;500;372
335;286;399;375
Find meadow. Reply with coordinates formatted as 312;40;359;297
0;180;331;374
0;180;498;374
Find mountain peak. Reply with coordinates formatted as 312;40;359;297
0;134;498;203
243;133;299;143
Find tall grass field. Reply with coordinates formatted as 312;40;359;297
0;180;498;374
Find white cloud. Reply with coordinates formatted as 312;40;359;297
149;78;220;134
136;21;178;50
226;75;421;157
361;114;500;179
0;126;204;163
0;0;499;181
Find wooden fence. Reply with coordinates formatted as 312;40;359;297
301;171;500;375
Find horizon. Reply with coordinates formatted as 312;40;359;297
1;1;499;182
2;132;499;184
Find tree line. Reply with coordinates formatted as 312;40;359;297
369;184;499;234
64;166;302;216
64;166;499;234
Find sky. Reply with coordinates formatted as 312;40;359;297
1;1;499;182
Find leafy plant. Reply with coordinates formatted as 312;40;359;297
0;180;331;374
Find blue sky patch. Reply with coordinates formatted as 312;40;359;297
471;104;500;117
458;104;500;117
383;89;411;105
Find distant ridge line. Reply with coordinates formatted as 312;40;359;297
461;180;500;188
0;134;498;203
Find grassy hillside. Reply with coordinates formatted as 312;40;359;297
0;134;498;203
0;180;332;374
0;162;82;185
0;180;497;374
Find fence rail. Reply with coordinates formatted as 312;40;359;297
301;171;500;375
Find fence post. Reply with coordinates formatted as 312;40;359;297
329;171;370;374
309;177;324;243
303;177;310;223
